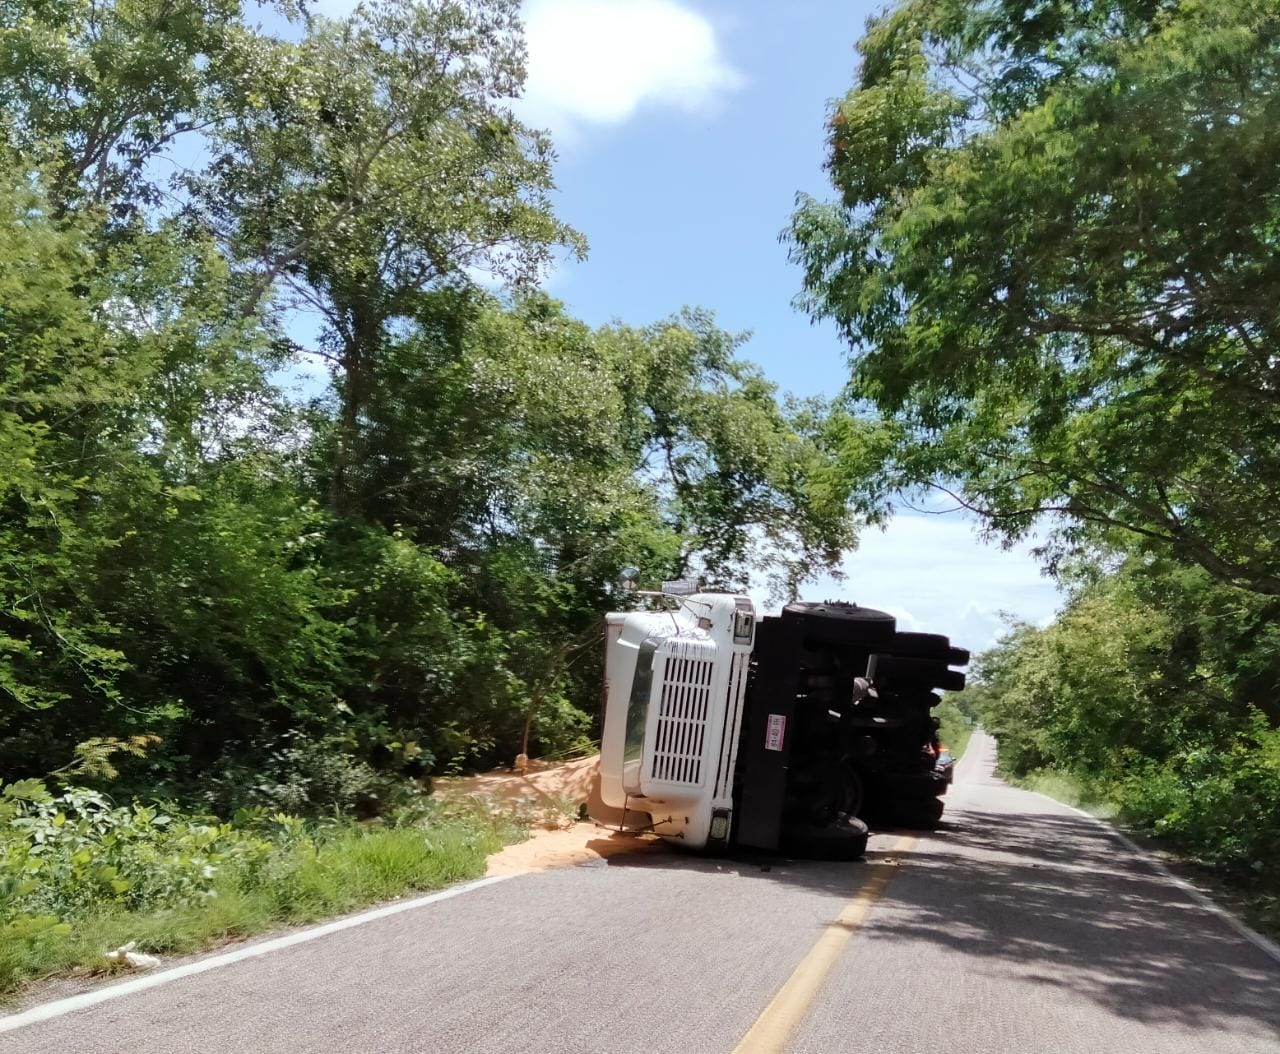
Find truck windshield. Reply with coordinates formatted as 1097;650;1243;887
622;638;658;790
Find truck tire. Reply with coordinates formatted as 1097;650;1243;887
886;796;945;830
870;655;967;692
788;758;864;827
885;631;950;660
781;601;896;649
780;815;870;860
946;645;971;667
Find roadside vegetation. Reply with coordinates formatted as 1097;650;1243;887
0;776;526;998
966;561;1280;934
790;0;1280;934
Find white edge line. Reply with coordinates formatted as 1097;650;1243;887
1027;789;1280;968
0;874;513;1034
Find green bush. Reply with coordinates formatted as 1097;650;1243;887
202;733;423;819
0;781;273;922
1114;719;1280;878
0;779;520;997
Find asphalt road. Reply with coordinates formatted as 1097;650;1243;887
4;733;1279;1053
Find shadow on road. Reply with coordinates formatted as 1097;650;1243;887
868;804;1280;1038
588;800;1280;1041
583;835;872;901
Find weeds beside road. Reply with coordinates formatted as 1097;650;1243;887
0;780;527;1001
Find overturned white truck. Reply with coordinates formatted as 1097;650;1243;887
589;583;969;859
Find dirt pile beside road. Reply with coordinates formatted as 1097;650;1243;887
438;754;600;826
436;755;671;876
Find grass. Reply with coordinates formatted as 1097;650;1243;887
0;805;527;1003
1006;767;1120;819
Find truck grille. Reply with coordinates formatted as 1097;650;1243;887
650;647;715;785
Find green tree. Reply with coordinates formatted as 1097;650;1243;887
0;155;305;779
0;164;130;725
311;293;868;766
337;292;867;601
195;0;584;515
789;0;1280;594
0;0;242;212
603;309;866;598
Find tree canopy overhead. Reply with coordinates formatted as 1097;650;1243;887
789;0;1280;594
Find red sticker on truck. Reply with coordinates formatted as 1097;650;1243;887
765;714;786;752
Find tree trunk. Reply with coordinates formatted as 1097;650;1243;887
330;343;361;516
330;303;380;517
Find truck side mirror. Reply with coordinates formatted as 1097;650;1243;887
618;566;641;592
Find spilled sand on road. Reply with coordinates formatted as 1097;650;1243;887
436;755;672;876
439;754;599;821
483;823;670;876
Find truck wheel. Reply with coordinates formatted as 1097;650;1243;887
781;601;896;649
885;631;950;660
871;655;967;692
791;759;863;827
887;797;945;830
780;815;870;860
946;646;971;667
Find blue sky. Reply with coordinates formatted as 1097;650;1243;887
516;0;866;397
505;0;1062;649
296;0;1063;650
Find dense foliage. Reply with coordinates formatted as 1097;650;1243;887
789;0;1280;594
0;0;864;802
969;556;1280;914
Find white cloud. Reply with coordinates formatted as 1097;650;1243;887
518;0;744;139
757;511;1064;654
264;1;743;140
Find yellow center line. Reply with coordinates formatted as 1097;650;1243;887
732;834;917;1054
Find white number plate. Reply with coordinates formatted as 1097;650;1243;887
765;714;787;752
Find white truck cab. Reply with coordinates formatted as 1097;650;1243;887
597;589;756;849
